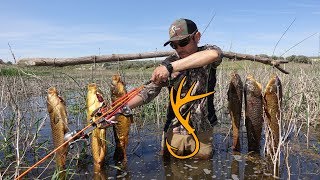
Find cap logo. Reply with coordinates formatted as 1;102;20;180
169;25;181;37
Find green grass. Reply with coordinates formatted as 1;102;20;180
0;65;51;76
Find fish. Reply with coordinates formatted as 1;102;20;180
86;83;107;168
110;74;132;165
47;87;69;179
264;75;282;154
244;75;264;152
227;73;243;151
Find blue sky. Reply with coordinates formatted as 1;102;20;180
0;0;319;62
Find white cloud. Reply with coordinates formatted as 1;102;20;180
219;16;255;24
289;2;320;8
234;9;295;15
0;18;152;59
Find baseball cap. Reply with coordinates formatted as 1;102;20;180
163;18;198;47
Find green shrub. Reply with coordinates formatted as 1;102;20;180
0;67;20;76
286;55;312;64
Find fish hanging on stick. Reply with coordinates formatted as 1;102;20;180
244;75;263;153
110;74;133;166
86;83;108;169
47;87;69;179
227;73;243;151
264;75;282;156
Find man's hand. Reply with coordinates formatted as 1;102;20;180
98;114;117;129
151;65;170;84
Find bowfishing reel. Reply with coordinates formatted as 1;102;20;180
120;104;133;117
93;104;133;128
64;130;90;149
63;104;133;148
64;130;86;142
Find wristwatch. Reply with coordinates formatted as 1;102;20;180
161;61;173;75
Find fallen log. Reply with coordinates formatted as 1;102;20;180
17;50;289;74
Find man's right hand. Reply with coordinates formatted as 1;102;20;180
151;65;170;84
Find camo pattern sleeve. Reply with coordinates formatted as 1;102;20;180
137;82;163;104
137;54;178;104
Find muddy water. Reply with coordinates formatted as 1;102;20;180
24;121;319;180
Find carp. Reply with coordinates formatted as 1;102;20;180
244;75;263;152
264;75;282;154
227;73;243;151
86;83;107;168
110;74;132;165
47;87;69;179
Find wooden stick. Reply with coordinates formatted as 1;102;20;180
17;51;176;66
222;51;289;74
17;50;289;73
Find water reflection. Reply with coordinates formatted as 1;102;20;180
70;127;319;179
163;158;213;179
231;152;240;180
10;120;320;179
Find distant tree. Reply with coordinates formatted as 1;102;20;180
286;55;311;64
271;55;278;60
296;55;311;64
258;54;269;58
257;54;284;60
286;55;296;62
0;59;4;64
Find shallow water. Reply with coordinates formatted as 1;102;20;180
17;121;319;180
1;93;319;179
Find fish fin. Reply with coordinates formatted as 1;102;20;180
53;116;60;125
58;95;66;105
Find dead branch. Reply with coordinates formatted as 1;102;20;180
222;51;289;74
17;51;175;67
17;50;289;73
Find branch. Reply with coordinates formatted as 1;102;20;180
17;51;176;66
222;51;289;74
17;50;289;74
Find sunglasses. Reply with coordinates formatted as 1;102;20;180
170;37;192;49
169;31;197;49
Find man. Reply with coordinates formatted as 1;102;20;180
107;18;222;159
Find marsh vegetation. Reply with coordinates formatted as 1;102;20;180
0;59;319;179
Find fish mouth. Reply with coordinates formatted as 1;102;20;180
48;87;57;94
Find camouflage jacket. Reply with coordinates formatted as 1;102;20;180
138;44;222;133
